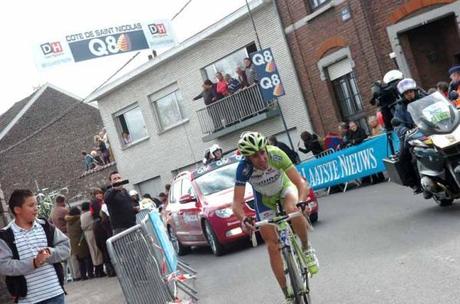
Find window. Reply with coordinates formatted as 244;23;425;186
202;43;257;81
331;71;364;120
170;179;182;204
115;105;148;146
308;0;331;10
181;179;195;197
151;90;187;131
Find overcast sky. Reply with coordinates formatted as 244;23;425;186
0;0;247;115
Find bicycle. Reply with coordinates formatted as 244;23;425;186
253;202;315;304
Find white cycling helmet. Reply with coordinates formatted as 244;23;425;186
129;189;138;196
383;70;404;84
397;78;417;95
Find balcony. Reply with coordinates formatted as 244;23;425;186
196;84;281;142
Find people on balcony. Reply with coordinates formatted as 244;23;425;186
194;80;220;131
225;73;241;94
216;72;229;98
236;67;249;88
244;57;257;85
193;80;218;105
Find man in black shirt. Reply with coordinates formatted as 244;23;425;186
104;171;136;234
268;136;300;164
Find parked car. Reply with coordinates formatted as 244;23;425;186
165;154;319;257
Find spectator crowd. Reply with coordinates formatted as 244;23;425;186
194;57;259;131
0;168;173;304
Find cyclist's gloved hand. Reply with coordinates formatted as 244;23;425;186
241;216;255;233
296;199;312;215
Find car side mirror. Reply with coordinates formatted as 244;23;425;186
179;194;197;204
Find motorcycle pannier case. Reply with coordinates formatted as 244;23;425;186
383;157;409;186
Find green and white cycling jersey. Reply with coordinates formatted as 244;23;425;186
235;145;296;220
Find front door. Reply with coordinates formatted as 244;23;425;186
399;14;460;89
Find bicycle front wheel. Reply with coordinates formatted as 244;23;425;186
282;246;305;304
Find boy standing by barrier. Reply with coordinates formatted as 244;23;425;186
0;189;70;303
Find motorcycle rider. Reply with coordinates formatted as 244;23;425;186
393;78;427;196
394;78;427;130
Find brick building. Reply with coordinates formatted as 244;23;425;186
275;0;460;135
0;83;115;215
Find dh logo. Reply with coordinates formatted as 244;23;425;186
148;23;167;35
40;42;64;55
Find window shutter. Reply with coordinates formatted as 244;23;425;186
327;59;352;81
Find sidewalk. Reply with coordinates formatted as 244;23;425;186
65;277;125;304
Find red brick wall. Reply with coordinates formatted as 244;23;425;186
275;0;458;135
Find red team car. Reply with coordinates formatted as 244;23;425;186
165;154;318;256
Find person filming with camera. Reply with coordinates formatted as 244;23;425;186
104;171;136;235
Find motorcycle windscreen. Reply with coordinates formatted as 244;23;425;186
407;92;460;135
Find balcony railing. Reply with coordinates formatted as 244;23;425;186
196;84;272;134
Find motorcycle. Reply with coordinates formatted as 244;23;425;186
387;92;460;207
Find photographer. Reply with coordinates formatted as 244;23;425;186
104;171;136;235
370;70;404;131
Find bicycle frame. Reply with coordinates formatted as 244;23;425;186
259;213;309;272
255;211;311;301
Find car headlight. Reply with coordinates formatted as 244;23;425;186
215;208;233;218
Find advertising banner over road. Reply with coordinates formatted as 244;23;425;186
250;48;285;102
296;134;395;190
33;20;176;70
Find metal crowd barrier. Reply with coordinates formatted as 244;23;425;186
106;225;174;304
138;211;198;302
107;209;198;304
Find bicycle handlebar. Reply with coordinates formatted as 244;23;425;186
254;211;303;229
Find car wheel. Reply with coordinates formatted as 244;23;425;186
204;221;225;256
433;196;454;207
309;212;318;223
168;226;190;256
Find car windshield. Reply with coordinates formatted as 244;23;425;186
194;162;238;196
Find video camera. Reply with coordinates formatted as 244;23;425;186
107;179;130;189
370;80;401;130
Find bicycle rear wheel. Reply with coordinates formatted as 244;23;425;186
282;246;304;304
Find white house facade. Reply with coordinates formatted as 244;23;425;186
90;0;314;196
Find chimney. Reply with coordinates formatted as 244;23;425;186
148;49;158;60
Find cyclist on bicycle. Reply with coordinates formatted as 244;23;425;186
232;131;318;301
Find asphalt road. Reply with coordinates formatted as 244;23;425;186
182;182;460;304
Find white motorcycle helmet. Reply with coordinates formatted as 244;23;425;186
209;144;222;157
397;78;417;95
383;70;404;84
